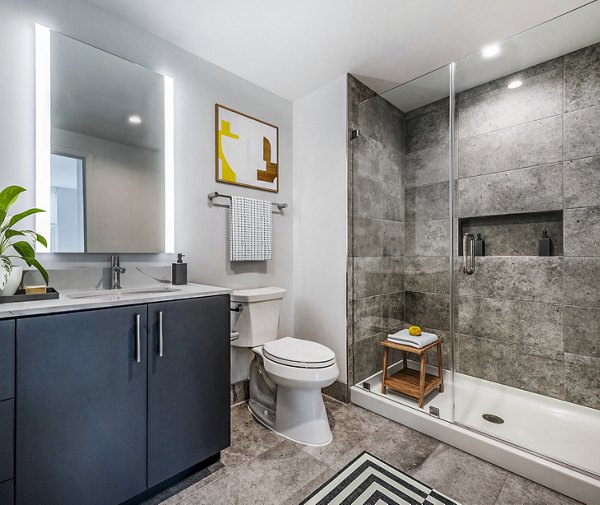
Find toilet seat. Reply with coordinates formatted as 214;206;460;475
262;337;336;369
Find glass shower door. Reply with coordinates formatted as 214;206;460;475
451;1;600;477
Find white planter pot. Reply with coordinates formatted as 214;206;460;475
0;266;23;296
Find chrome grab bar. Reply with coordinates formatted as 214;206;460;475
462;233;475;275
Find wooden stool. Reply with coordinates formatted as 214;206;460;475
380;338;444;408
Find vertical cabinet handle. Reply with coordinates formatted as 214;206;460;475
135;314;141;363
462;233;476;275
158;311;164;357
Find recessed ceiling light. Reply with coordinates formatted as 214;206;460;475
507;80;523;89
482;45;500;58
128;115;142;124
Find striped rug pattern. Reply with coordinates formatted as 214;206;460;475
301;452;461;505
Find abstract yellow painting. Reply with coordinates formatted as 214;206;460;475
215;104;279;193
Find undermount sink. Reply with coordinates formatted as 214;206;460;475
67;286;181;300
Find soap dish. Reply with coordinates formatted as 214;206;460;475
0;287;60;304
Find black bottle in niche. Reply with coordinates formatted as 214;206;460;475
474;233;485;256
172;253;187;285
538;230;552;256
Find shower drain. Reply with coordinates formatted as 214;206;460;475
482;413;504;424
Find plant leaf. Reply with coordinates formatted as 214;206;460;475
0;186;26;226
28;258;49;285
3;208;45;231
12;229;48;249
11;240;36;263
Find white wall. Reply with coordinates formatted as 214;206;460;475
0;0;293;384
292;75;348;382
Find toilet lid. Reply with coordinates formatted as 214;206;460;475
263;337;336;369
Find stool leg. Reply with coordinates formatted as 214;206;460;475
402;350;407;370
381;347;389;394
419;352;426;408
437;342;444;393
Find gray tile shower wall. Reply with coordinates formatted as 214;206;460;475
348;42;600;408
454;42;600;410
348;75;406;384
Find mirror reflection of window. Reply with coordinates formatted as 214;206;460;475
50;153;85;252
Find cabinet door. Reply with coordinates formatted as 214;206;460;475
16;306;148;505
147;295;230;486
0;320;15;401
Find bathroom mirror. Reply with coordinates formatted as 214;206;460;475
35;26;174;253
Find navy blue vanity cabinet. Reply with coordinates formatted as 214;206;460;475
0;319;15;505
15;306;148;505
147;295;230;487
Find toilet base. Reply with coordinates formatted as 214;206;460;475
248;387;333;447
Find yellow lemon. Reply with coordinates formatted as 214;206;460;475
408;325;422;336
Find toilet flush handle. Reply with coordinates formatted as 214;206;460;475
230;304;243;313
230;331;240;342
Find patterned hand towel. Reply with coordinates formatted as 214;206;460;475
229;196;273;261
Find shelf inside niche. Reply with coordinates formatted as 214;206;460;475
458;210;563;257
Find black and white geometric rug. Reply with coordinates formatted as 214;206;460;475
300;452;461;505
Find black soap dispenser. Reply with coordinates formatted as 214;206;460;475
172;253;187;285
538;230;551;256
474;233;485;256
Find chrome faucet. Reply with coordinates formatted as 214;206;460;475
111;255;126;289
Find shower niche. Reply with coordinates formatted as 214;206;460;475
458;210;563;256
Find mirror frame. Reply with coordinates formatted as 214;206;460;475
34;24;175;253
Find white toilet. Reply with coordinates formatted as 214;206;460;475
230;287;338;446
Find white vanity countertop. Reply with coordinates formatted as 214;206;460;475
0;283;232;319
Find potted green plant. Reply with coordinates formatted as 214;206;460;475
0;185;48;296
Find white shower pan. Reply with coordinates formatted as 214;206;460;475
352;364;600;504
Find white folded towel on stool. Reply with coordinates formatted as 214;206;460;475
387;329;438;348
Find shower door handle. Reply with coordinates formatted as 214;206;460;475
462;233;475;275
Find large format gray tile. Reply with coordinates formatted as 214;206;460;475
564;104;600;160
358;95;404;153
458;334;565;399
182;440;328;505
353;217;383;257
381;291;405;333
564;207;600;257
348;74;376;131
412;445;508;505
458;67;562;139
352;135;402;183
353;256;382;299
382;182;405;222
353;295;384;343
564;305;600;358
458;115;562;179
457;296;563;350
404;256;450;294
404;220;450;257
404;291;450;331
353;332;387;383
564;156;600;209
353;173;384;219
458;163;563;217
564;41;600;113
457;257;563;304
495;474;581;505
405;181;449;222
404;143;449;188
405;100;449;154
564;257;600;307
564;353;600;410
382;219;404;257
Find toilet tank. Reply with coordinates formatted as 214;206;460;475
230;287;286;348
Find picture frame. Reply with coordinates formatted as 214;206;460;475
215;104;279;193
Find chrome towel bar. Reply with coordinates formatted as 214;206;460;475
208;191;288;211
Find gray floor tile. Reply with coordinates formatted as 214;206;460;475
495;474;582;505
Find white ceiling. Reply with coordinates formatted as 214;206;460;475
82;0;593;101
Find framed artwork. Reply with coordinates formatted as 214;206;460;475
215;104;279;193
